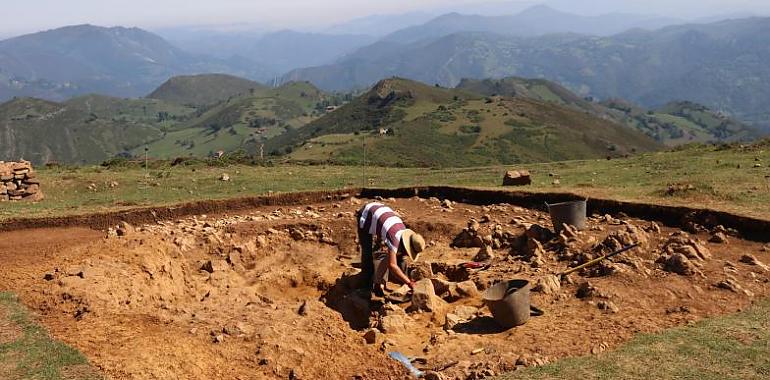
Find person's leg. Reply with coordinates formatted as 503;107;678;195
358;227;374;288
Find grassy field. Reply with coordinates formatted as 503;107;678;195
0;292;99;380
506;298;770;380
3;142;769;221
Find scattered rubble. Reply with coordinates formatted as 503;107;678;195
658;233;711;275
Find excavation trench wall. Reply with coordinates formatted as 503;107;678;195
2;186;769;242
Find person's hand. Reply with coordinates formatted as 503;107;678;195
408;281;416;290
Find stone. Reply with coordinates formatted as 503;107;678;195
716;278;753;297
441;199;454;209
297;300;308;316
533;275;561;295
526;224;553;243
256;235;268;247
379;314;409;334
597;300;620;313
380;303;407;316
455;280;480;298
116;221;134;237
473;246;495;262
289;229;305;241
430;278;453;296
452;305;478;321
220;173;231;181
664;234;711;261
422;371;443;380
526;238;546;257
212;334;225;343
576;281;609;299
646;222;662;234
409;261;434;281
502;170;532;186
363;328;380;344
409;279;443;313
739;255;769;271
201;259;230;273
444;313;462;331
659;253;700;276
709;232;729;244
452;229;483;248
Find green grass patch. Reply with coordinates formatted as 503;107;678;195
0;292;99;380
502;298;770;380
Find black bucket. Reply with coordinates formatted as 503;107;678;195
547;200;587;233
482;279;531;329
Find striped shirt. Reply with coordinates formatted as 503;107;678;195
358;202;406;253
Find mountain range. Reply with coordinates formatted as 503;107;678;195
382;5;681;44
285;16;770;129
0;73;757;166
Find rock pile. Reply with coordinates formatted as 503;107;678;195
657;232;711;275
452;219;523;250
0;161;42;201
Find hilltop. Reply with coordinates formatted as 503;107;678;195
147;74;268;106
457;77;759;145
137;81;343;159
0;95;194;164
272;78;660;167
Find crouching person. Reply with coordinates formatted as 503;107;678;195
357;202;426;296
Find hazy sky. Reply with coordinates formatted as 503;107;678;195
2;0;769;36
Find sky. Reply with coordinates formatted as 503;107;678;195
1;0;769;37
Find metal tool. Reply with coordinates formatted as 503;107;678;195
560;243;640;277
388;351;423;378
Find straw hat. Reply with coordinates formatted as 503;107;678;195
401;229;426;261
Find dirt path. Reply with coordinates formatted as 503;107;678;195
0;196;768;379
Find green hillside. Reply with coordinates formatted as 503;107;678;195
137;81;344;158
458;77;759;146
602;99;758;146
147;74;269;106
280;78;660;167
0;96;194;164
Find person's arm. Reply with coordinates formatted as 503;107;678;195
387;250;415;289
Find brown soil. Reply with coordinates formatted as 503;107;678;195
1;196;769;379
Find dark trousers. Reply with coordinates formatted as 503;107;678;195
358;226;375;288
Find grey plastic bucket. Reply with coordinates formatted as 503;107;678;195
547;200;587;233
482;279;531;329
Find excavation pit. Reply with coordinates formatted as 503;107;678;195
1;192;769;379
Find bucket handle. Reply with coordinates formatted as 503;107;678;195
545;197;589;209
